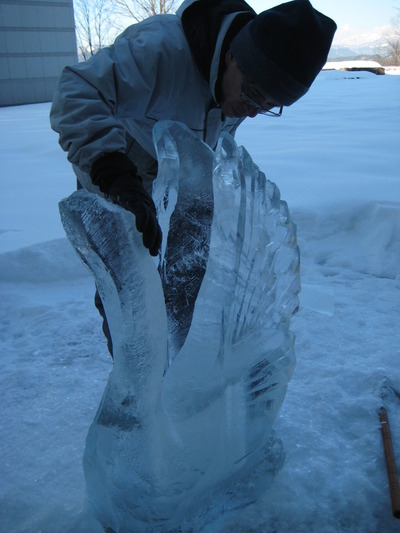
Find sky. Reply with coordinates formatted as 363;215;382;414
247;0;400;44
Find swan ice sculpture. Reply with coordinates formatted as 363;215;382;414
59;121;300;532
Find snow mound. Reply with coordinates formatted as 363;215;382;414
325;60;383;70
351;202;400;279
0;238;88;282
296;202;400;280
324;60;385;75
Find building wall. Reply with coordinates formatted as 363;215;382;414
0;0;77;106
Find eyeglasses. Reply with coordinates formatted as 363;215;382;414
240;75;283;117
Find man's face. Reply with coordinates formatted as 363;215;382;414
220;51;280;118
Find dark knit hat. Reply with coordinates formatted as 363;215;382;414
230;0;337;106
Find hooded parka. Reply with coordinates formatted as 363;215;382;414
50;0;256;193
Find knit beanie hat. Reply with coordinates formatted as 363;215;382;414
230;0;337;106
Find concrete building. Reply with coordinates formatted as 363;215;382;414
0;0;77;106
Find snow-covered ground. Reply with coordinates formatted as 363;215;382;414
324;60;400;75
1;69;400;532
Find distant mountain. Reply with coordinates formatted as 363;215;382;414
329;42;390;60
328;24;395;61
329;46;361;59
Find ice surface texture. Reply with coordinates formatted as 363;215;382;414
59;121;300;532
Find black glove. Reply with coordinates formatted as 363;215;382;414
91;152;162;256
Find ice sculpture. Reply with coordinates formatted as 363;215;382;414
59;121;300;532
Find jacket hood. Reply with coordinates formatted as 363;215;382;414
178;0;256;102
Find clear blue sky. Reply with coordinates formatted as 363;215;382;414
247;0;399;31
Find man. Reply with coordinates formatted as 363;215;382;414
50;0;336;353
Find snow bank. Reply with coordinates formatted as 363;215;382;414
324;60;400;76
324;60;384;70
0;238;87;282
295;202;400;280
384;66;400;76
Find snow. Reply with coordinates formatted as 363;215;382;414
1;69;400;532
324;61;400;76
325;60;384;69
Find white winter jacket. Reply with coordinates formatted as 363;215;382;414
50;0;255;192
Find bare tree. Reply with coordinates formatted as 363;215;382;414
74;0;117;60
113;0;178;23
385;11;400;65
73;0;177;60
